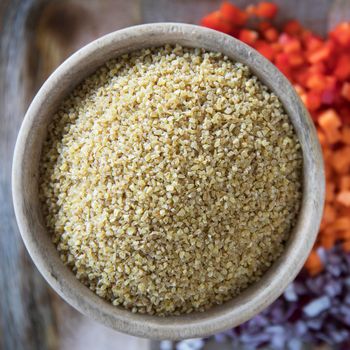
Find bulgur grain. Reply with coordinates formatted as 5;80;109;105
39;45;302;315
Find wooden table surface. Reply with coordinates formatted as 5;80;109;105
0;1;349;349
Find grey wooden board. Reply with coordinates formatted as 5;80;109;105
0;0;349;349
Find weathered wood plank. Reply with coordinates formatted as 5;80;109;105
0;1;58;350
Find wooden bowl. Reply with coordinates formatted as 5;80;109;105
12;23;324;340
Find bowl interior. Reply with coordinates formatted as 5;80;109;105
12;23;324;340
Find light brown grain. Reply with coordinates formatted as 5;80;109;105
39;45;302;316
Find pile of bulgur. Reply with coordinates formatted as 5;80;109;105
39;45;302;315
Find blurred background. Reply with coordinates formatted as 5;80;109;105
1;1;350;349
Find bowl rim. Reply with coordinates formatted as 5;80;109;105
12;22;325;340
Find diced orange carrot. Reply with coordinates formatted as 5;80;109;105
342;240;350;252
220;2;247;26
341;82;350;101
318;109;342;144
330;22;350;48
305;250;323;276
317;129;327;147
283;20;302;35
322;204;337;225
238;29;258;45
337;230;350;239
339;175;350;191
332;216;350;231
336;191;350;207
339;207;350;217
326;182;336;203
331;147;350;174
341;126;350;145
323;149;333;163
318;109;342;129
320;235;336;249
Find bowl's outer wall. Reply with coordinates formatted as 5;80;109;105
12;23;325;340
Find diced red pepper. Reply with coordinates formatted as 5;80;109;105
330;22;350;48
275;52;290;67
270;42;282;54
258;21;272;33
220;2;247;27
264;27;279;42
334;54;350;81
238;29;258;45
287;52;304;67
293;67;309;86
305;91;322;111
276;64;292;80
283;20;302;36
254;2;278;19
305;35;324;52
307;41;333;64
200;11;235;35
308;62;326;75
341;82;350;101
284;38;302;54
306;74;334;92
254;40;275;61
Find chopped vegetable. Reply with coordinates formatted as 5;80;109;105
220;2;247;26
341;82;350;101
330;22;350;48
253;2;278;19
318;109;342;144
305;250;323;276
238;29;258;45
200;11;234;35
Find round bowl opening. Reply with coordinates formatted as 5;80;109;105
12;23;324;340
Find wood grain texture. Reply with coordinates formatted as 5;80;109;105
0;0;348;349
0;1;58;350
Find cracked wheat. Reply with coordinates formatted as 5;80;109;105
39;45;302;315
